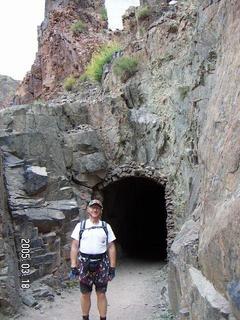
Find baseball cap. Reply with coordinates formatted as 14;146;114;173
88;199;103;208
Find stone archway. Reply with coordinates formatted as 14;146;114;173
95;163;175;259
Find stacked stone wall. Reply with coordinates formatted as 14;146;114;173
96;162;175;252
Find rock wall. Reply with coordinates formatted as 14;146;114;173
110;1;240;318
197;1;240;318
0;150;21;315
0;100;99;313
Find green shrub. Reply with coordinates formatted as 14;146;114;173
85;42;121;82
33;98;44;105
64;75;76;91
79;73;88;83
71;19;86;35
113;56;138;82
168;22;178;33
136;5;151;20
100;7;108;21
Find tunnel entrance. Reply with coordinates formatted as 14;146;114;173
102;177;167;260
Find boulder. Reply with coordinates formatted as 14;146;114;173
73;152;107;174
168;219;200;314
65;129;101;153
45;199;79;221
72;152;107;187
24;165;48;195
12;199;78;234
12;208;65;233
22;294;38;307
73;172;104;188
188;267;233;320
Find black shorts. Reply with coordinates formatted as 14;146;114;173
80;281;108;293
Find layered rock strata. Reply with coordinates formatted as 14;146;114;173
0;150;21;315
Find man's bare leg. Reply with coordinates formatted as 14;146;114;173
80;292;91;318
96;291;107;318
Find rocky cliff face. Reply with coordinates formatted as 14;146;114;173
0;0;240;318
14;0;108;104
0;150;21;315
0;75;19;109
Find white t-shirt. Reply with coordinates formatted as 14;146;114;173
71;219;116;254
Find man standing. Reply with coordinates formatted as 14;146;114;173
70;199;117;320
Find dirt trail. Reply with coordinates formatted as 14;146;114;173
16;258;174;320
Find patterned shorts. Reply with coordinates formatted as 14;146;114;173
78;254;110;293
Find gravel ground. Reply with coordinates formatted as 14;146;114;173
14;258;175;320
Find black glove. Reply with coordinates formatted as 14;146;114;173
69;267;79;280
108;267;115;281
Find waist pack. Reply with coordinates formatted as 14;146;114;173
88;259;101;273
80;252;106;273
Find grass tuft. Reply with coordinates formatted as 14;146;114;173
85;42;121;82
113;56;138;82
136;5;151;20
64;75;76;91
71;19;87;35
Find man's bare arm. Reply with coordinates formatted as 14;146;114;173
108;241;116;268
70;239;79;268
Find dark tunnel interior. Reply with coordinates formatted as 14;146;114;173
102;177;167;260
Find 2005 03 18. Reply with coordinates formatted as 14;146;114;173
20;238;31;289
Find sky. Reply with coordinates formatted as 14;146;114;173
105;0;140;30
0;0;139;81
0;0;45;81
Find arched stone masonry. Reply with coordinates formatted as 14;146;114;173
95;162;175;253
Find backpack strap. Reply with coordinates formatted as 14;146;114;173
78;219;86;249
102;221;109;247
